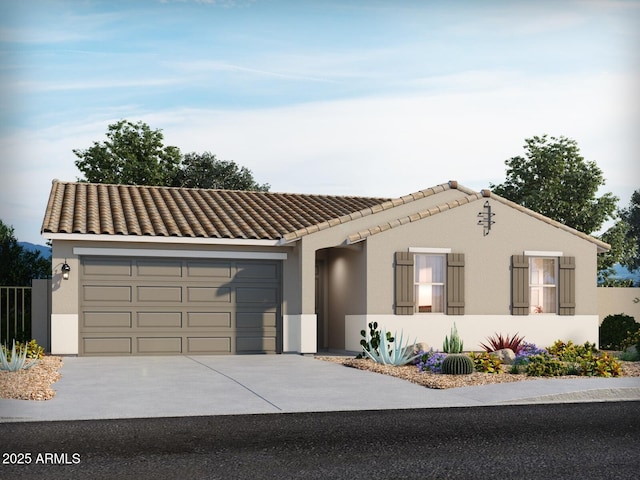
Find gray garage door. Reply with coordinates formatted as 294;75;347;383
79;256;282;355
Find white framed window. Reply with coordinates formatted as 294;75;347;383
529;257;557;314
414;254;445;313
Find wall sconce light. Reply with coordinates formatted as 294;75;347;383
61;261;71;280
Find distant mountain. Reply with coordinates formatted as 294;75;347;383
609;263;640;285
18;242;52;259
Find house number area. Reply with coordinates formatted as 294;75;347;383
2;452;81;465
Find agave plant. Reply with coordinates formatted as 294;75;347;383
363;329;420;366
0;340;39;371
480;332;525;354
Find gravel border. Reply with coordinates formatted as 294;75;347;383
316;356;640;390
0;356;63;401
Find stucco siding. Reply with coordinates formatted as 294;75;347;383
363;198;599;316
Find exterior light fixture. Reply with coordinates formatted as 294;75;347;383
61;261;71;280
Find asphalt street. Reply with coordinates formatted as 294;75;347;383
2;401;639;479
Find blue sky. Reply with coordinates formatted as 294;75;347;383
1;0;638;244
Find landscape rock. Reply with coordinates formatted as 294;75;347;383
493;348;516;364
412;342;430;355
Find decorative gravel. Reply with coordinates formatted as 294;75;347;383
0;356;63;401
316;356;640;390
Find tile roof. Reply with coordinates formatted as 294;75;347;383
41;180;391;241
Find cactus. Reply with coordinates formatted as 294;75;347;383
443;323;464;353
441;353;474;375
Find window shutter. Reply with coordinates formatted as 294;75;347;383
511;255;529;315
558;256;576;315
395;252;414;315
446;253;465;315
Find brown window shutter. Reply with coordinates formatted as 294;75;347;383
511;255;529;315
558;256;576;315
446;253;465;315
395;251;414;315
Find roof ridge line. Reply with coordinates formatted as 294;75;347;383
279;182;454;243
50;179;389;201
346;192;484;244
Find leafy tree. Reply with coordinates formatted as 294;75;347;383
74;120;269;191
600;189;640;285
74;120;182;185
172;152;270;191
598;219;636;286
0;220;50;286
618;189;640;271
490;135;618;235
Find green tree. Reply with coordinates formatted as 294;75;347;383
619;189;640;271
74;120;182;185
490;135;618;234
600;189;640;284
172;152;270;191
74;121;270;191
598;218;636;286
0;220;51;286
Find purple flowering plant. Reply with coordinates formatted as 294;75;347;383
416;350;447;373
512;341;547;366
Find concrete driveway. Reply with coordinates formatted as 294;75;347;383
1;354;640;422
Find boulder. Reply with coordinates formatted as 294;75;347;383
492;348;516;364
412;342;430;355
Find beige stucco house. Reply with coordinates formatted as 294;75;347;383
41;179;610;356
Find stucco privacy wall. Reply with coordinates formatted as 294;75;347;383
345;315;600;353
597;287;640;324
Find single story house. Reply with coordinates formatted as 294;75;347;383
41;179;610;356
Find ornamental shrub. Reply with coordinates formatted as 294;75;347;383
576;351;622;377
547;340;597;362
620;330;640;358
469;352;503;374
525;353;568;377
416;350;447;373
599;313;639;350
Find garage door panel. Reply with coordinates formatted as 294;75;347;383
187;312;232;328
83;258;132;277
83;312;132;328
137;260;183;277
237;311;277;329
236;263;279;280
187;262;232;278
237;336;276;353
137;337;182;354
83;337;132;355
187;337;231;353
237;287;278;304
84;285;132;302
137;286;182;302
187;286;230;302
80;257;281;355
137;312;182;328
